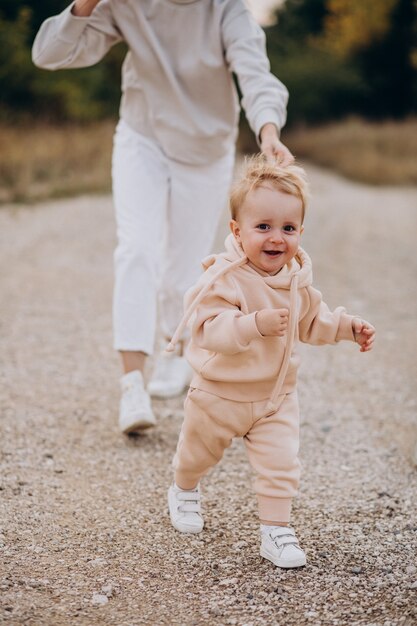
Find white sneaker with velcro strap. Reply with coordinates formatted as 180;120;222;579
168;483;204;534
260;526;306;568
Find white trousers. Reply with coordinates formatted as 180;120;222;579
112;120;235;354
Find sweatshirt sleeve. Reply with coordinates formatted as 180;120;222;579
298;286;356;345
189;283;263;356
221;0;288;138
32;1;122;70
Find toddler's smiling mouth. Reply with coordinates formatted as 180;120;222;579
263;250;283;256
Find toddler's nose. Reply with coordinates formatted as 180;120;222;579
269;230;284;243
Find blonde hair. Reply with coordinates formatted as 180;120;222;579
230;154;309;222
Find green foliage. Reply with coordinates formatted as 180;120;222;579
354;0;416;118
0;8;34;112
266;0;417;123
269;46;367;125
0;2;125;122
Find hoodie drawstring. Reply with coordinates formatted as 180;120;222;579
265;274;299;415
167;252;301;417
166;256;248;352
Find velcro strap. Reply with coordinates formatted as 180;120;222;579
270;526;295;539
177;491;200;502
179;503;200;513
273;535;299;547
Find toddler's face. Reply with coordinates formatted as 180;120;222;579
230;183;303;275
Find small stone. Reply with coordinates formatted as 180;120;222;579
101;584;113;597
406;565;416;575
409;581;417;589
351;566;363;574
88;558;107;567
92;593;109;606
219;577;239;586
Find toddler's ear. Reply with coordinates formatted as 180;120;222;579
230;219;241;242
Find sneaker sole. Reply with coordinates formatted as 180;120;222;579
148;385;188;399
120;417;156;434
169;517;204;534
260;546;306;569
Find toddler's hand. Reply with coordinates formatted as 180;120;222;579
352;318;375;352
256;308;289;337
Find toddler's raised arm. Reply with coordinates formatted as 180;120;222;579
189;283;262;356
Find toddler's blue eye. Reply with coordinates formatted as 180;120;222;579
283;225;296;232
257;223;270;230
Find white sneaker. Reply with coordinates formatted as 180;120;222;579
148;353;192;399
168;483;204;534
119;370;156;434
260;526;306;568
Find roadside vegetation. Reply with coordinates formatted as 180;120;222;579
0;121;114;204
1;117;416;204
284;118;417;186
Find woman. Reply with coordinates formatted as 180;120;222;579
32;0;293;434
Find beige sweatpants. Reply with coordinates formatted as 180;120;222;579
174;388;301;523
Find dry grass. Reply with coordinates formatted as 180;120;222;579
284;117;417;186
0;117;416;204
0;121;114;204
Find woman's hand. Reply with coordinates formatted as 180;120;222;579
72;0;101;17
260;123;294;166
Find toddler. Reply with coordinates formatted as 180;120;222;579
166;155;375;569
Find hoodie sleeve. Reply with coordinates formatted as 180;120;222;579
298;286;356;345
32;1;122;70
221;0;288;139
190;281;263;356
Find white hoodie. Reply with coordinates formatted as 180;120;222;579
32;0;289;165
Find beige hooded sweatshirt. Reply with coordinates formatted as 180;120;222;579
32;0;288;165
168;234;356;412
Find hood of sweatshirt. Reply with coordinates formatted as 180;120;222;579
202;233;313;290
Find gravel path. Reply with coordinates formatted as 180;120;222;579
1;165;416;626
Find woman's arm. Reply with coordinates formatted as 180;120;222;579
221;1;291;161
32;0;122;70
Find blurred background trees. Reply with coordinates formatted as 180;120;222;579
0;0;415;124
267;0;417;123
0;0;126;122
